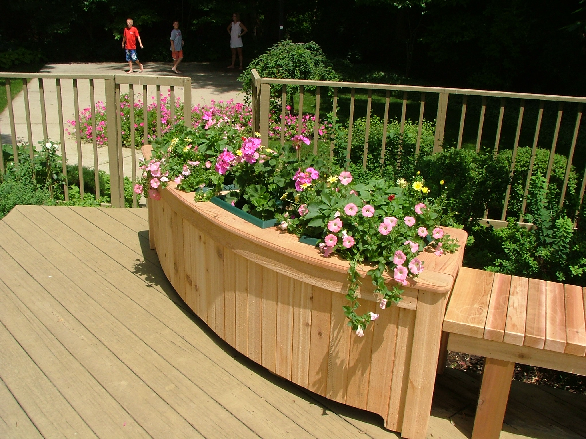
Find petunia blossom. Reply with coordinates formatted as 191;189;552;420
324;234;338;247
150;178;160;189
344;203;358;216
404;240;419;253
417;227;428;238
408;258;424;275
148;189;161;200
404;216;416;227
328;218;343;233
356;326;364;337
298;204;308;216
393;250;407;265
133;183;143;194
342;235;355;248
339;171;353;185
362;205;375;217
379;298;388;310
384;216;398;228
414;203;426;215
379;221;392;235
433;227;444;239
394;265;408;286
369;312;379;321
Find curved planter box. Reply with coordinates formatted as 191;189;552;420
145;156;467;439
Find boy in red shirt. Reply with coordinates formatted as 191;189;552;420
122;18;144;73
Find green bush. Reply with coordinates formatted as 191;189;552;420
239;40;340;111
0;159;50;218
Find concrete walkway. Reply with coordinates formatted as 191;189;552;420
0;62;244;178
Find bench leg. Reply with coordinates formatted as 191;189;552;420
472;357;515;439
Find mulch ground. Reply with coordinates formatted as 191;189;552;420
447;351;586;394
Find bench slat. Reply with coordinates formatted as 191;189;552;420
503;276;528;346
544;281;567;352
524;278;547;349
444;268;493;338
565;284;586;356
484;273;511;342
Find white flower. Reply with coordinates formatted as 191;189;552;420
45;142;53;149
279;221;288;230
356;326;364;337
369;312;379;321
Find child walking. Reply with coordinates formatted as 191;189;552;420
122;18;144;73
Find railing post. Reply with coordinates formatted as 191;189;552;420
183;77;192;127
433;91;449;153
251;69;261;134
105;77;123;208
260;82;270;145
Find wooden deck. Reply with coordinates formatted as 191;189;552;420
0;205;584;439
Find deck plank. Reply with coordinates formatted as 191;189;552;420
3;207;372;438
2;206;584;439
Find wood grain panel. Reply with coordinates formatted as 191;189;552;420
564;284;586;356
307;286;332;396
194;227;208;324
503;276;528;345
247;260;263;364
366;304;399;417
183;222;199;312
326;292;351;404
291;281;312;388
345;300;376;409
261;267;278;373
525;278;547;349
222;248;237;348
544;281;566;352
275;274;293;380
208;240;225;339
443;268;494;338
484;273;512;342
234;253;249;355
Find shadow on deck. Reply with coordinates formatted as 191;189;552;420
0;205;583;438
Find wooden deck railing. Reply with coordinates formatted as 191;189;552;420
2;69;586;221
251;70;586;224
0;73;191;208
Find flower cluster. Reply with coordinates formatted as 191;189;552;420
277;172;458;335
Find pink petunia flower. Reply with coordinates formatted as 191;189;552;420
342;235;355;248
339;171;353;185
344;203;358;216
205;161;212;168
328;218;343;233
148;189;161;200
408;258;424;275
418;227;428;238
133;183;143;194
174;175;183;184
298;204;308;216
394;265;408;286
433;227;444;239
182;165;191;176
324;234;338;247
362;205;375;217
404;216;416;227
379;222;392;235
384;216;398;228
393;250;407;265
369;312;379;321
306;167;319;180
405;240;419;253
414;203;426;215
150;178;160;188
434;242;444;256
379;298;388;310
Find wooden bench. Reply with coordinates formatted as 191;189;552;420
443;267;586;439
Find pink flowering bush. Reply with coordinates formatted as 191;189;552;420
276;173;459;334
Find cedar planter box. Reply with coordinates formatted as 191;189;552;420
146;182;467;439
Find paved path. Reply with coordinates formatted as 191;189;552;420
1;62;244;178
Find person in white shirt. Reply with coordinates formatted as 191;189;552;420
227;13;248;69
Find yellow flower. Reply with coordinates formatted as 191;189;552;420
422;187;429;194
440;180;445;185
280;193;287;200
254;132;261;137
327;176;337;183
236;150;243;156
294;194;300;202
416;171;421;175
412;181;424;191
184;137;192;142
170;137;179;146
397;178;408;188
265;148;274;154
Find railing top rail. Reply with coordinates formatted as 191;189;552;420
258;76;586;103
0;72;190;87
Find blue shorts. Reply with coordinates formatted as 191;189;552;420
125;49;138;62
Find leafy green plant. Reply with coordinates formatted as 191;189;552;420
238;40;340;111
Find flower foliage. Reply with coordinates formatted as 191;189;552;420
277;173;458;334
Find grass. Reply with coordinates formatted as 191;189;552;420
0;78;24;114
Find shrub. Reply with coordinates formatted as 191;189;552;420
0;159;50;218
238;40;340;111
